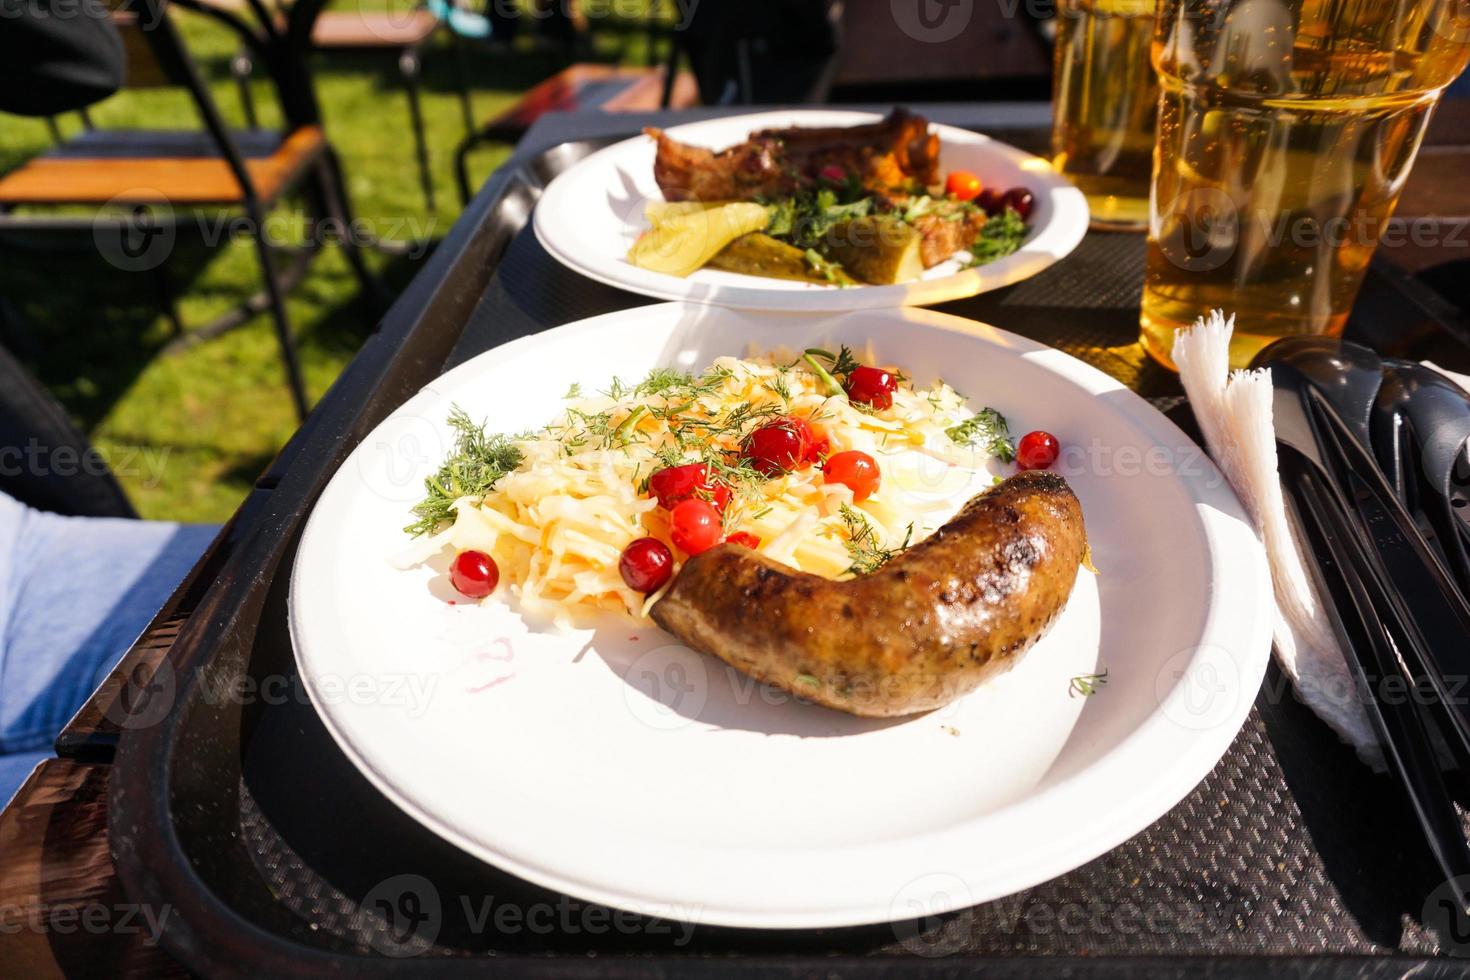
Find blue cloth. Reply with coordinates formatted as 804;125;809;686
0;492;215;807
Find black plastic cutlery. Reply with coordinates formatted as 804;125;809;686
1260;338;1470;913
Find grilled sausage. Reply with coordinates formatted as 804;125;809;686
650;470;1088;717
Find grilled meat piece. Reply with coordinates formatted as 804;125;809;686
651;470;1088;717
912;208;989;268
647;108;940;203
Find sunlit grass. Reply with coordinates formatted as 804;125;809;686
0;2;660;523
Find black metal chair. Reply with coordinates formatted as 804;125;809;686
658;0;843;107
0;0;381;421
230;0;475;214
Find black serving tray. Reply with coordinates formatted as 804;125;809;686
105;124;1470;979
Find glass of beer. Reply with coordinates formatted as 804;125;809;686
1141;0;1470;370
1051;0;1159;230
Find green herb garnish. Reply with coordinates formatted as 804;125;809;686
966;206;1028;267
838;504;913;575
946;407;1016;463
1069;670;1109;698
765;189;874;250
406;407;524;537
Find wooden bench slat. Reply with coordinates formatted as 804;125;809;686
0;126;326;207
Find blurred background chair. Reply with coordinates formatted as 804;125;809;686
452;61;696;203
0;0;379;420
229;0;477;213
824;0;1053;103
659;0;843;105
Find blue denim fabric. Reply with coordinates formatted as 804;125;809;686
0;492;215;807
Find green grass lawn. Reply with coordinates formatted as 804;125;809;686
0;4;661;523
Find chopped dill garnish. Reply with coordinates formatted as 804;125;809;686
405;407;524;537
1069;670;1109;698
838;504;913;575
636;367;694;398
654;444;685;469
563;382;583;400
946;407;1016;463
764;372;793;403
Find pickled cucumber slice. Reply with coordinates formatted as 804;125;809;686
644;200;727;226
823;216;925;284
708;233;856;285
628;202;770;277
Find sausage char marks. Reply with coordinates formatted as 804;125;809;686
650;470;1087;717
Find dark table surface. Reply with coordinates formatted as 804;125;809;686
3;101;1469;978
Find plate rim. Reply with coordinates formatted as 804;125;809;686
530;109;1090;312
289;302;1274;930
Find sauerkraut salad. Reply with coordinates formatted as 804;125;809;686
396;346;1016;624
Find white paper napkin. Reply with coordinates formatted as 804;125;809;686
1171;311;1384;768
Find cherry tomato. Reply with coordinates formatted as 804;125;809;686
725;531;762;549
743;417;812;476
818;164;847;183
844;365;897;410
946;170;982;202
619;537;674;593
648;462;731;512
1016;430;1061;470
450;550;499;598
975;187;1003;216
1001;187;1035;221
823;451;881;501
670;498;723;555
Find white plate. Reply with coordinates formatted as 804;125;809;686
532;110;1089;311
289;303;1272;930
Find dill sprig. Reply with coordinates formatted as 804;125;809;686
405;407;524;537
946;407;1016;463
635;367;694;398
837;504;913;575
1069;670;1109;698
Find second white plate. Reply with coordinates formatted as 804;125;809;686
532;110;1089;311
